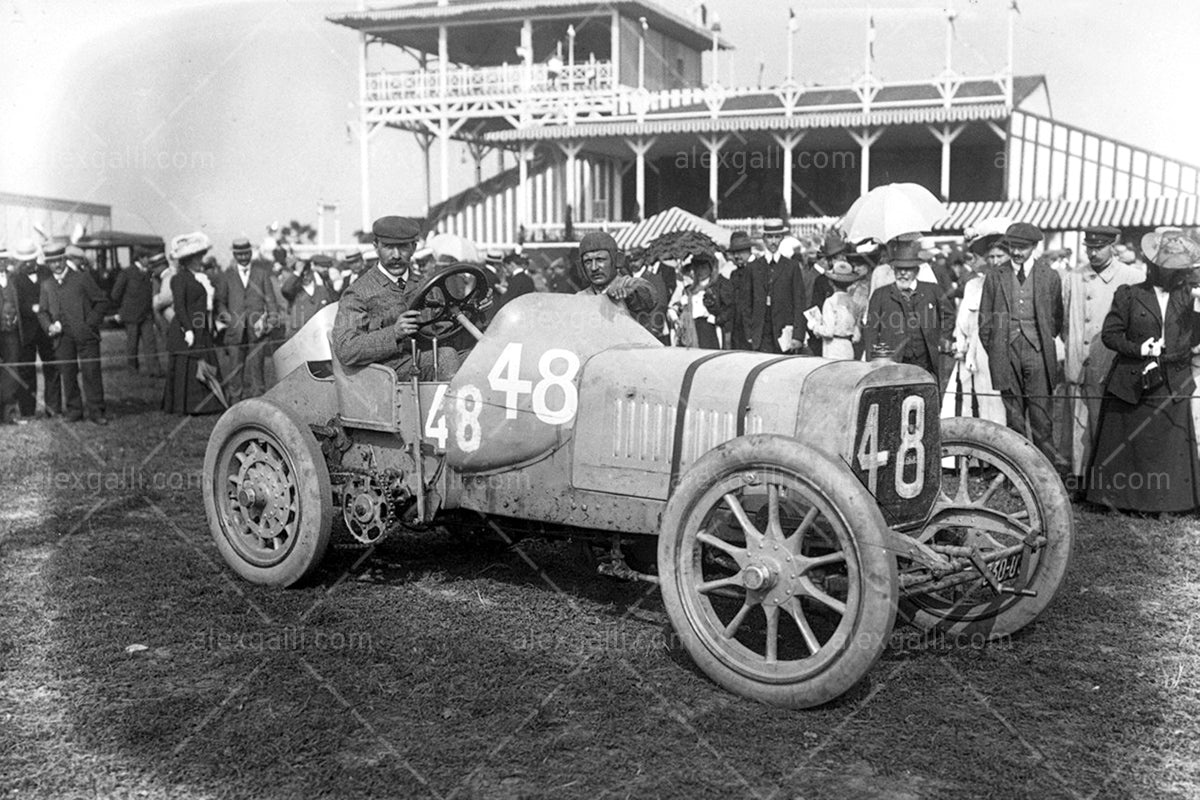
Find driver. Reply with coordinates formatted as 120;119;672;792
332;215;459;380
575;232;659;330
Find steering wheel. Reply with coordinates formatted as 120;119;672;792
407;261;492;342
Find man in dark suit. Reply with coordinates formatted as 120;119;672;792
742;219;806;353
215;236;281;403
37;244;110;424
863;237;953;381
497;252;535;311
332;216;459;379
10;241;59;417
978;222;1065;470
281;254;335;335
0;250;28;424
111;254;162;376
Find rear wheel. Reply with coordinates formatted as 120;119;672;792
900;417;1073;639
658;435;898;709
204;398;333;586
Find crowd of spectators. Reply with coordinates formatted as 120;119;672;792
3;216;1197;514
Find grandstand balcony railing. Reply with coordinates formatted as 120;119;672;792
366;60;617;103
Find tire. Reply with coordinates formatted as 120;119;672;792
658;435;898;709
203;397;333;586
899;417;1074;639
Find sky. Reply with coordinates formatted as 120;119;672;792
2;0;1199;252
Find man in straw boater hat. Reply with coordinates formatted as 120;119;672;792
37;242;111;424
1085;230;1200;512
744;219;806;353
863;233;953;381
1059;225;1144;494
9;239;56;418
978;222;1067;473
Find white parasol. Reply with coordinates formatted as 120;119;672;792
840;183;948;244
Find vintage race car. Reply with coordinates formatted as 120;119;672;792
203;263;1073;709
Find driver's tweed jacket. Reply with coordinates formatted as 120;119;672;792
332;265;422;373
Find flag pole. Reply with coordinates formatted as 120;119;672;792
864;9;873;81
1006;1;1017;105
786;8;796;83
944;0;955;75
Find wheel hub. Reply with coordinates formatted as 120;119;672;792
742;563;777;591
237;485;266;512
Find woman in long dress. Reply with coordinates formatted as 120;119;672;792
807;258;863;360
669;253;720;349
941;235;1006;423
162;232;223;415
1086;231;1200;512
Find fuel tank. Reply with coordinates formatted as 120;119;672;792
443;292;659;472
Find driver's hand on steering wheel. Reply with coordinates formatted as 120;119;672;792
393;309;421;340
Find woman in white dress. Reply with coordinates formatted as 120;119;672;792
807;258;864;360
940;234;1006;423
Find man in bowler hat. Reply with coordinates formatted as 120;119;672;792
111;252;163;376
978;222;1066;470
214;236;281;402
37;243;110;424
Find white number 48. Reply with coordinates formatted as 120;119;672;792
855;396;926;499
487;342;580;425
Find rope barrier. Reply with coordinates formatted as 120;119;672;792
0;337;276;370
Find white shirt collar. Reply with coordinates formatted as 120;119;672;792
376;263;406;284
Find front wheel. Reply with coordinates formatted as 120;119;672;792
658;435;898;709
899;417;1074;639
203;398;333;586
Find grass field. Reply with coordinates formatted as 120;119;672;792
1;330;1199;799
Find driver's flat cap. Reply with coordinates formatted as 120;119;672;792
372;216;422;245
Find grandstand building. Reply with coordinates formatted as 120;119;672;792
328;0;1200;250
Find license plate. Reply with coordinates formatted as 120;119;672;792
991;552;1022;584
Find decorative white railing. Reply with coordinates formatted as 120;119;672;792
367;60;617;102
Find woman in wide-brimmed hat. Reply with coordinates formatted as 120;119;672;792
807;252;864;361
1086;230;1200;512
162;231;224;415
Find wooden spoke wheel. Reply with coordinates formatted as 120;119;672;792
900;417;1074;639
204;398;332;586
659;435;898;709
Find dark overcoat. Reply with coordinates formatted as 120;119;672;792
37;270;109;342
1100;281;1200;404
862;282;953;380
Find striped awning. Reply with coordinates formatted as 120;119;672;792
931;195;1200;232
614;207;732;250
